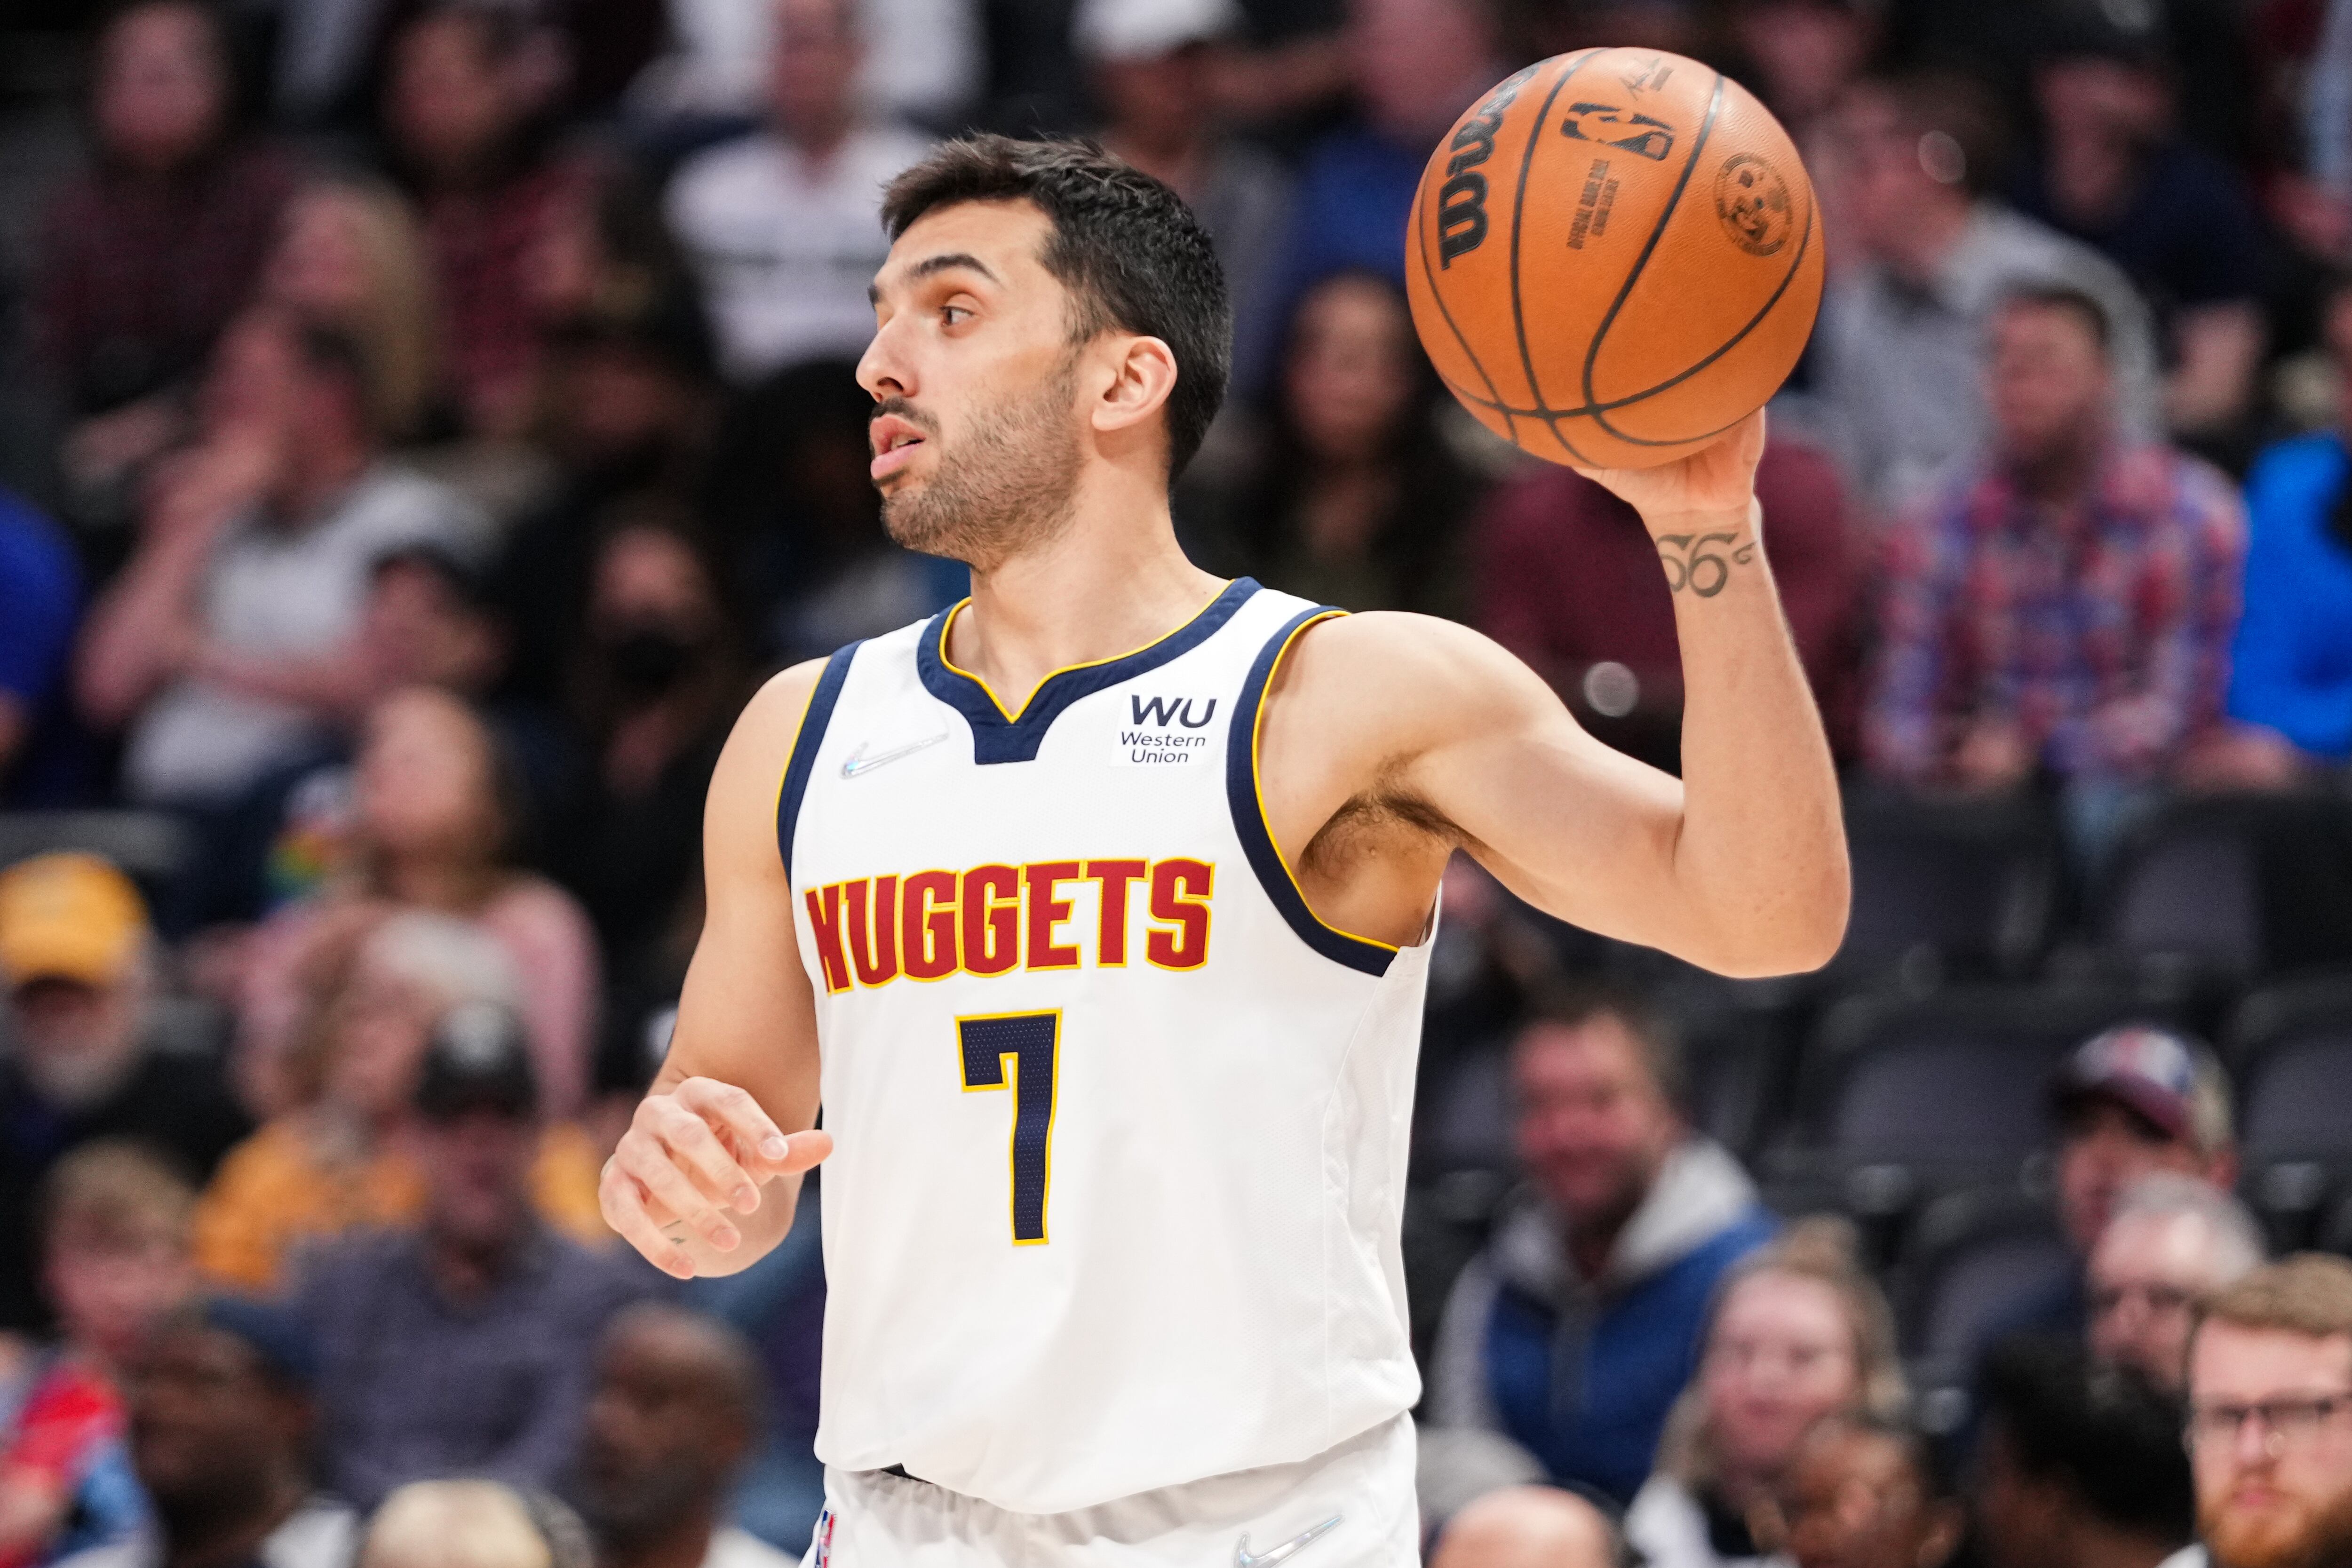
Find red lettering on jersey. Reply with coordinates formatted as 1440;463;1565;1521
1085;859;1146;966
1146;859;1213;970
847;875;900;986
962;864;1020;975
1023;861;1082;970
902;870;959;979
805;884;852;993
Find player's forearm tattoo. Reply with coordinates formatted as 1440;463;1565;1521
1654;531;1757;597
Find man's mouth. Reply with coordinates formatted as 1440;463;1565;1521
869;415;929;481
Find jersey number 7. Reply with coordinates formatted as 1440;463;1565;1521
957;1011;1060;1244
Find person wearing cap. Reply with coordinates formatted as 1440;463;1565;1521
664;0;934;385
192;934;611;1294
0;854;249;1336
1980;1024;2241;1359
2010;2;2268;446
53;1299;358;1568
1075;0;1293;405
289;1000;658;1511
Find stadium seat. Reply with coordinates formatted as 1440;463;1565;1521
2225;973;2352;1247
1836;790;2062;982
2094;793;2352;979
1777;985;2167;1223
0;810;195;905
1892;1187;2074;1410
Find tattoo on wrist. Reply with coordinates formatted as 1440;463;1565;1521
1654;531;1756;597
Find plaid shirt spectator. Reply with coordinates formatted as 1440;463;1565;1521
33;144;297;414
1866;442;2247;785
418;158;591;430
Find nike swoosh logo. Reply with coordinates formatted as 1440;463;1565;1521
840;732;950;779
1236;1515;1341;1568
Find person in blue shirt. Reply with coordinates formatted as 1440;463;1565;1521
2227;274;2352;764
1426;983;1777;1504
0;491;82;806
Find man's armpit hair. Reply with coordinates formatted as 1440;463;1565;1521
1297;762;1468;882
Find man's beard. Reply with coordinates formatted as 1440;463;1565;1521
875;357;1084;571
2205;1474;2352;1568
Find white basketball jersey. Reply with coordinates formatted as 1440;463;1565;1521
777;578;1434;1516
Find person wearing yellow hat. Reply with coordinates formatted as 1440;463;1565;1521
0;854;248;1335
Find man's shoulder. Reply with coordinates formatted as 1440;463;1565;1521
0;491;76;596
670;133;791;207
329;465;489;555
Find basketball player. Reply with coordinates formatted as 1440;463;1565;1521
599;137;1847;1565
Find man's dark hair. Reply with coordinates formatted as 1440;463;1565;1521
1998;284;2114;357
1514;977;1687;1110
1979;1337;2194;1545
879;135;1231;481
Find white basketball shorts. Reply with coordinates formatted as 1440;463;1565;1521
800;1414;1420;1566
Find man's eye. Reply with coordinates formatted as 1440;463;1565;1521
942;305;971;326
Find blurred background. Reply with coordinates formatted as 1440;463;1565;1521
0;0;2350;1564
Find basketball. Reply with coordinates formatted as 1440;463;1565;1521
1405;48;1824;470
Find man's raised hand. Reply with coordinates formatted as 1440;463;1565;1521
600;1076;832;1279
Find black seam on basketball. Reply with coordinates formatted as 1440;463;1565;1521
1507;51;1600;465
1577;191;1821;444
1581;70;1724;442
1413;179;1518;447
1444;191;1820;423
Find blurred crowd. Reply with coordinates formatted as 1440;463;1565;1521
4;0;2352;1562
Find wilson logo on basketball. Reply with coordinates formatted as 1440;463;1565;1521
1435;63;1539;266
1559;103;1676;162
1714;153;1793;255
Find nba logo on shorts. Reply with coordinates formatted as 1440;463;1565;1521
810;1507;834;1567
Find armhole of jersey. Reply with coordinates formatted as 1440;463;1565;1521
1226;607;1399;978
775;643;860;880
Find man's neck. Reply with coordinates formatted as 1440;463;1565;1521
424;1222;527;1305
951;482;1222;716
606;1509;722;1568
162;1472;305;1568
272;447;369;530
2008;426;2108;506
1881;197;1974;288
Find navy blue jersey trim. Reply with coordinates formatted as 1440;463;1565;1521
1226;607;1398;978
916;578;1262;765
776;643;858;878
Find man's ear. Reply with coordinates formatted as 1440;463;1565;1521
1090;334;1179;442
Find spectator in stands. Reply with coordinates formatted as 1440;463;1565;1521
382;3;588;439
0;489;80;805
1208;271;1479;616
260;178;444;445
491;250;719;711
0;855;248;1335
1988;1027;2240;1353
545;524;742;994
196;947;608;1291
1627;1219;1906;1568
2226;271;2352;772
2011;7;2269;447
1862;288;2245;840
1428;1485;1622;1568
2089;1175;2266;1395
1814;72;2160;513
1720;0;1874;152
57;1299;359;1568
32;0;296;477
1259;0;1504;383
2184;1256;2352;1568
571;1305;790;1568
1973;1338;2194;1568
1077;0;1294;394
702;360;949;667
1429;985;1778;1503
234;687;599;1119
1777;1414;1964;1568
1475;430;1861;772
360;1480;591;1568
77;310;488;809
664;0;933;384
624;0;980;132
0;1144;199;1568
291;1011;654;1510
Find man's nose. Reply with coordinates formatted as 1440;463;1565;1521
857;316;911;401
